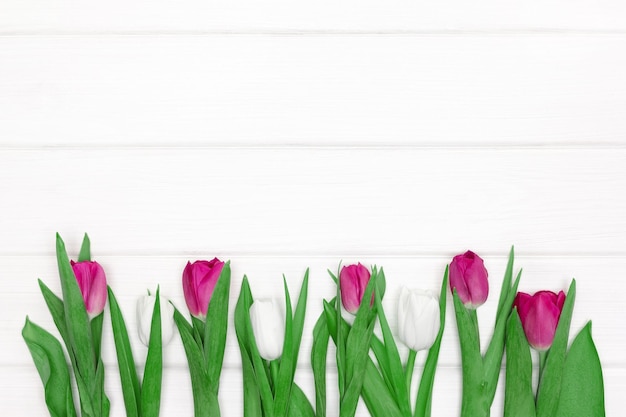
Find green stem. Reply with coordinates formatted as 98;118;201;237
405;349;417;410
270;360;279;395
469;309;481;353
537;350;548;393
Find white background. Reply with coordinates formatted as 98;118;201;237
1;2;625;415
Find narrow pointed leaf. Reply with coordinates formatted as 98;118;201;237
288;384;316;417
142;289;163;417
312;310;330;417
22;318;77;417
78;234;91;262
504;309;536;417
275;277;295;417
415;268;448;417
536;280;576;417
204;261;231;393
107;287;141;417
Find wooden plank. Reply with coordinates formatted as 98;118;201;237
1;0;626;33
4;255;624;369
1;35;626;147
0;148;624;255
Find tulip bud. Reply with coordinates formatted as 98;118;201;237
249;299;284;360
449;250;489;309
514;290;565;351
182;258;225;320
397;287;440;352
136;291;176;347
340;263;372;314
70;260;107;319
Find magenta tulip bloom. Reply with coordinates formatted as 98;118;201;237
514;290;566;351
70;260;107;319
449;250;489;309
340;263;372;314
182;258;225;320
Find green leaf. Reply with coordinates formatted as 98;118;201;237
555;322;605;417
536;280;576;417
311;310;330;417
235;277;275;417
324;301;403;417
22;317;77;417
107;287;141;417
291;269;309;377
496;246;515;317
173;307;212;417
288;384;316;417
274;277;295;417
484;269;522;403
142;288;164;417
91;313;104;366
77;233;91;262
38;279;71;356
204;261;231;395
414;267;448;417
234;278;263;417
503;309;536;417
56;234;96;380
373;278;410;416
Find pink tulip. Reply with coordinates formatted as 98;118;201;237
514;290;566;351
70;260;107;319
182;258;225;320
449;250;489;309
340;263;372;314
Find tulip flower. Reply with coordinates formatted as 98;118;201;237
340;263;372;314
182;258;225;320
449;250;489;309
137;291;176;347
249;298;284;361
514;290;566;351
70;260;107;319
397;287;441;352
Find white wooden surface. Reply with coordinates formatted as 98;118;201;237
1;2;625;416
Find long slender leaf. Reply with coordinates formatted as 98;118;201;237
173;308;211;417
311;311;330;417
107;287;141;417
274;277;295;417
142;289;163;417
496;247;514;317
38;280;71;355
56;234;96;381
374;286;410;416
414;268;448;417
22;317;77;417
503;309;536;417
536;280;576;417
324;299;402;417
484;270;522;403
288;384;316;417
204;261;231;394
235;278;263;417
555;321;605;417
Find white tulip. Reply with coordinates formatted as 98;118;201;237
137;292;175;347
249;298;284;360
397;287;440;352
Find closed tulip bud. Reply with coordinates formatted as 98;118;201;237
249;299;284;361
182;258;224;320
397;287;441;352
514;290;566;351
340;263;372;314
449;250;489;309
70;260;107;319
136;292;176;347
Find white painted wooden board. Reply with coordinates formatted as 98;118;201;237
1;0;626;33
2;35;626;147
1;149;624;255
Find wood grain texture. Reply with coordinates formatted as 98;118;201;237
1;148;624;255
1;0;626;33
1;35;626;147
